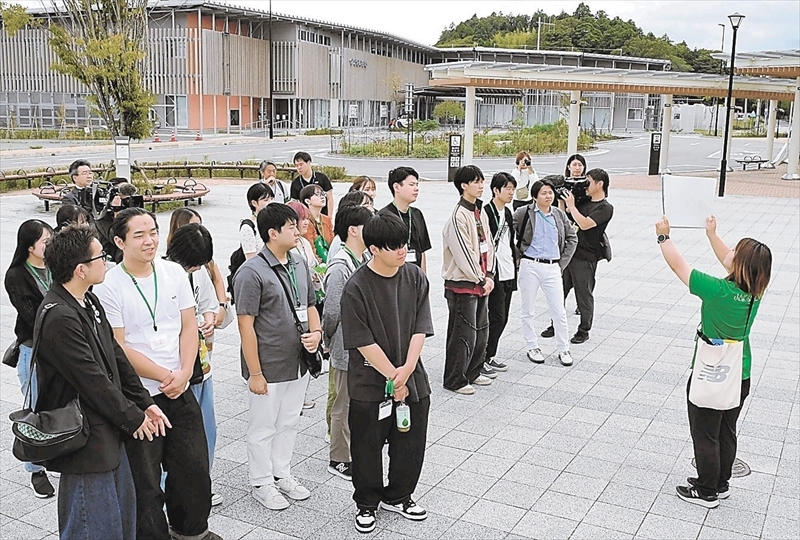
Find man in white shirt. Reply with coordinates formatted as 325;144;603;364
94;207;219;540
241;183;274;260
259;160;290;203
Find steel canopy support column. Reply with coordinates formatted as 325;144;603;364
464;86;475;165
568;90;580;156
765;99;778;167
659;94;673;174
782;77;800;180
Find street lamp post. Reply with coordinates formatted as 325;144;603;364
713;23;725;137
718;12;745;197
268;0;274;140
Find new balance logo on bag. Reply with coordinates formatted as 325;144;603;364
697;364;730;383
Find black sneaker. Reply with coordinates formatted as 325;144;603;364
328;460;353;480
379;498;427;521
480;363;498;379
30;471;55;498
355;508;376;533
570;331;589;344
574;307;580;315
676;485;719;508
540;325;555;338
688;477;729;499
486;358;508;372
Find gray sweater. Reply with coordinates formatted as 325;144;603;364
512;204;577;271
322;248;361;371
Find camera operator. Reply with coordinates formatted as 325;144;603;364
542;168;613;345
61;159;101;214
510;151;539;210
94;179;139;263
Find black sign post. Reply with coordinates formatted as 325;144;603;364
648;133;662;175
448;134;462;182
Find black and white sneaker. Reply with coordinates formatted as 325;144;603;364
355;508;376;533
676;485;719;508
480;363;498;379
379;498;427;521
688;477;729;499
486;358;508;372
328;461;352;480
30;471;55;498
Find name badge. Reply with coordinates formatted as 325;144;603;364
480;242;489;254
405;249;416;263
378;399;393;421
148;334;169;351
295;305;308;323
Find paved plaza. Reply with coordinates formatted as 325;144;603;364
0;173;798;539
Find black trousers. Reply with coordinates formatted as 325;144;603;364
125;391;211;540
349;397;430;510
444;290;489;391
562;257;597;333
687;378;750;497
486;280;515;360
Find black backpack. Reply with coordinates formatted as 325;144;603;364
227;219;256;304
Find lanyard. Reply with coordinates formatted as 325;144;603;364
25;262;52;291
285;256;301;307
536;209;556;228
121;262;159;332
342;245;362;268
385;378;394;399
393;203;413;247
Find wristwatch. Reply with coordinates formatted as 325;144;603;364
657;234;670;244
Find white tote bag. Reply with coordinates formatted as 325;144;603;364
688;296;754;411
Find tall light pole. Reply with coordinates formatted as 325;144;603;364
713;23;725;136
268;0;274;139
718;12;744;197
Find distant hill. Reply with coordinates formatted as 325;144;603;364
436;2;720;73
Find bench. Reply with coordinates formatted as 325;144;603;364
133;161;294;179
0;166;112;189
33;178;210;212
735;156;770;171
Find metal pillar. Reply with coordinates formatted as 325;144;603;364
568;90;580;156
782;76;800;180
765;99;778;167
464;86;475;165
659;94;673;174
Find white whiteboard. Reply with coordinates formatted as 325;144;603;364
661;174;716;229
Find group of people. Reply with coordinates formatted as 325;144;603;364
3;148;773;538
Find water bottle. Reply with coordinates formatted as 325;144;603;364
396;402;411;433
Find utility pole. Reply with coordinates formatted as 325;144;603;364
268;0;274;139
536;17;555;50
713;23;725;137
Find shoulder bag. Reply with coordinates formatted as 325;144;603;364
688;295;755;411
2;340;20;368
9;302;89;463
259;253;322;378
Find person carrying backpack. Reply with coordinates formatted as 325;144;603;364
228;183;274;303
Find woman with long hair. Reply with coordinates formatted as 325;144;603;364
564;153;587;178
657;215;771;509
4;219;57;498
349;175;377;203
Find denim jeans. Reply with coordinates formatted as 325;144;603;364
58;444;136;540
17;344;44;474
190;377;216;468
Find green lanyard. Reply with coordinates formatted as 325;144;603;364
393;203;413;247
121;262;159;332
25;262;52;291
342;245;362;268
385;378;394;399
536;209;556;228
285;256;301;307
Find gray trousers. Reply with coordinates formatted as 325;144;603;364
329;368;351;463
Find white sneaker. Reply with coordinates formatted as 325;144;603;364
325;432;330;444
454;384;475;395
211;493;223;506
275;476;311;501
559;351;573;366
527;348;545;363
252;484;289;510
472;375;492;386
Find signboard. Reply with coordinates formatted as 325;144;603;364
114;136;131;181
648;133;662;175
380;104;388;118
348;104;358;120
448;134;462;182
405;83;414;115
661;174;715;229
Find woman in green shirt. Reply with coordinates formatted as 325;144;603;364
656;215;771;509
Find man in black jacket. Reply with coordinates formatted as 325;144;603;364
35;224;168;540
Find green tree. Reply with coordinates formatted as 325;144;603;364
433;101;465;124
48;0;154;139
0;1;34;35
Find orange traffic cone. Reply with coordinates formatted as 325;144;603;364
195;131;202;141
153;132;161;143
170;132;177;142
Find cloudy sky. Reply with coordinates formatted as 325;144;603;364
225;0;798;52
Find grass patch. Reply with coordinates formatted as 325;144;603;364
304;128;343;136
1;128;112;140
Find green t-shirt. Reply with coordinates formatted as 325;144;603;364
689;269;760;379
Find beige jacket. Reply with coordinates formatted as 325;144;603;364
441;198;495;287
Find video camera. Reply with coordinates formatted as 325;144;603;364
548;174;590;204
79;181;144;219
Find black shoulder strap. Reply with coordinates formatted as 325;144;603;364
741;295;756;341
516;208;530;252
240;219;255;232
25;302;57;404
257;252;305;334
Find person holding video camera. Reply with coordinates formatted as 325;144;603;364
93;179;140;263
61;159;99;214
542;168;613;345
510;151;540;210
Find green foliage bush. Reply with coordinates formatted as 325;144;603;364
304;128;343;135
0;128;112;140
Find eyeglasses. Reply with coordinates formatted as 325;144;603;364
81;251;107;264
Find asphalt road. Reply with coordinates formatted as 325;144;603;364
0;132;783;180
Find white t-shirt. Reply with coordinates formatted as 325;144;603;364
265;179;290;203
494;211;515;282
239;217;260;256
95;259;196;396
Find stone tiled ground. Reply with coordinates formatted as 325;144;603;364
1;176;798;539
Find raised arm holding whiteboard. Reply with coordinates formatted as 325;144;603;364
661;174;716;228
